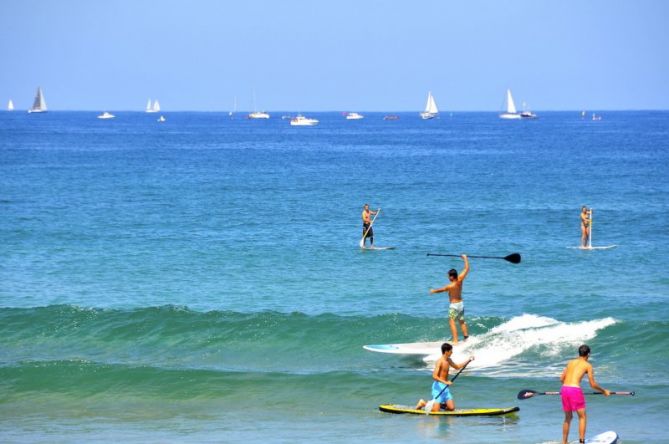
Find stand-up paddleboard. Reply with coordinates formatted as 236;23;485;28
360;246;396;251
568;245;617;250
363;341;444;355
585;431;618;444
379;404;519;416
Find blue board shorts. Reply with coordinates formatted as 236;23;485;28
431;381;453;403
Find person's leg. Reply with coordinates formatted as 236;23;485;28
443;399;455;411
577;409;587;443
459;318;469;338
415;399;426;410
562;411;573;444
449;318;458;344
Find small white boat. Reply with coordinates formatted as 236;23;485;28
420;91;438;120
592;113;602;121
7;99;14;111
145;98;160;113
345;112;364;120
290;115;319;126
520;101;537;119
28;87;47;113
499;89;522;119
248;111;270;119
97;111;115;119
384;115;400;121
158;115;166;123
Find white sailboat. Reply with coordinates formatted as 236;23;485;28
97;111;115;119
28;87;47;113
7;99;14;111
520;101;537;119
146;98;160;113
499;89;521;119
420;91;438;120
229;96;237;118
345;112;364;120
248;91;270;119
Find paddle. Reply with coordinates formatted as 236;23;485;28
359;208;380;248
517;389;635;400
427;253;522;264
423;358;473;414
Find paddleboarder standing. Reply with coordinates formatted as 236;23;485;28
429;254;470;344
560;344;610;444
580;206;592;248
361;204;378;247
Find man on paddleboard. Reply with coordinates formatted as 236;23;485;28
580;206;592;248
361;204;378;247
415;343;473;412
560;344;610;444
429;254;470;344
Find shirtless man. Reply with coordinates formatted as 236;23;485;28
429;254;469;344
560;344;611;444
361;204;378;247
415;343;473;412
580;206;592;248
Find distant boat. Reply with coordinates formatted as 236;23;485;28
499;89;522;119
158;115;166;123
383;115;400;121
520;102;537;119
420;91;438;120
592;113;602;121
7;99;14;111
145;99;160;113
28;87;47;113
248;111;270;119
229;97;237;118
97;111;115;119
345;112;364;120
290;115;319;126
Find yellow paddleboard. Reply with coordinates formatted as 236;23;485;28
379;404;519;416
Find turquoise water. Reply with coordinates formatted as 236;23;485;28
1;111;668;443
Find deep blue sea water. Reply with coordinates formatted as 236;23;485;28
1;111;668;443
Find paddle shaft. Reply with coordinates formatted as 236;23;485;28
426;253;521;264
519;389;635;399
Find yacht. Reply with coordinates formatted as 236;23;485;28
97;111;115;119
145;99;160;113
28;87;47;113
248;111;270;119
345;112;364;120
420;91;438;119
7;99;14;111
290;115;319;126
158;115;166;123
499;89;521;119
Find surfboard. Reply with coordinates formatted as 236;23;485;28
568;245;617;250
363;341;444;355
360;246;396;251
585;431;618;444
379;404;519;416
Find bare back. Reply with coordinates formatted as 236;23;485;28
561;358;592;387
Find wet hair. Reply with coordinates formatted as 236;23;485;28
441;343;453;354
448;269;458;280
578;344;591;357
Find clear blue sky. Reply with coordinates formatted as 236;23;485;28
1;0;668;111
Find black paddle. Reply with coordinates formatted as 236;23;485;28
427;253;522;264
517;389;635;400
423;358;473;413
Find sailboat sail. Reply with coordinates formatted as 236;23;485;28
152;100;161;112
505;89;517;114
425;92;439;114
28;87;47;113
146;99;152;112
7;99;14;111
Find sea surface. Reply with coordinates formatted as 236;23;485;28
1;111;668;443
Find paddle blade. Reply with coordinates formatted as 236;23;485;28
505;253;522;264
517;389;537;400
359;238;364;248
423;399;436;414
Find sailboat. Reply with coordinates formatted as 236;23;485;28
248;91;270;119
520;101;537;119
145;99;160;113
7;99;14;111
229;97;237;118
499;89;521;119
28;87;47;113
420;91;438;120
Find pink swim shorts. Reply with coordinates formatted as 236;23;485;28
560;386;586;412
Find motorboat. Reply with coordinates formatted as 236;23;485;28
97;111;115;119
290;115;319;126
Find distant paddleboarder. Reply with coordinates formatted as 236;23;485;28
361;204;378;247
580;206;592;248
429;254;470;344
560;344;611;444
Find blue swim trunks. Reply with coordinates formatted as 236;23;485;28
431;381;453;403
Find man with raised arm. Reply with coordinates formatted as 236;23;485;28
429;254;470;344
560;344;611;444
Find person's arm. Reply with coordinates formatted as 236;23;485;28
433;359;450;385
586;365;610;396
560;366;567;383
459;255;470;281
430;283;452;294
448;356;474;370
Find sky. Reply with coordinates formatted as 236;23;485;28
1;0;668;111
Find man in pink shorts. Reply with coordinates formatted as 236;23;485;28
559;344;611;444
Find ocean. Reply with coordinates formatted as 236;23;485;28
1;111;667;443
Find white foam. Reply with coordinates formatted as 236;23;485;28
423;313;617;377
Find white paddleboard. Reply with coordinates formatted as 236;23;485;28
360;246;396;251
568;245;617;250
362;341;464;356
585;431;618;444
